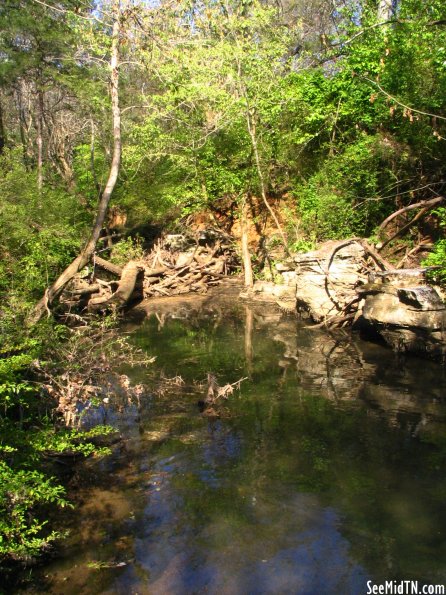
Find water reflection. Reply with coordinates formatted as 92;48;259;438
22;297;446;594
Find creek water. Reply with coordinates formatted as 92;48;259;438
23;292;446;594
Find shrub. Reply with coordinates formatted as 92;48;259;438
0;461;71;561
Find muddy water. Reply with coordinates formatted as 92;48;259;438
24;295;446;594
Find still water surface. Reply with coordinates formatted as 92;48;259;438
25;295;446;594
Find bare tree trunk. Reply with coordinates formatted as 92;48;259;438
377;0;393;22
90;117;101;196
245;111;289;255
0;94;5;155
35;86;44;192
16;83;30;169
241;196;254;288
30;0;122;324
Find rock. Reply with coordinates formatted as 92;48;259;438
360;278;446;361
293;240;367;322
252;239;446;361
240;280;296;304
275;260;295;272
371;268;429;286
164;234;194;251
397;286;445;310
280;271;297;286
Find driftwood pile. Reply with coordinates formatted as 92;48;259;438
61;230;238;313
140;232;238;298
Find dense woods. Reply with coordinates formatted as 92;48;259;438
1;0;446;570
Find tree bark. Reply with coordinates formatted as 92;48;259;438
241;196;254;288
16;83;31;169
0;94;5;155
94;255;123;277
88;261;142;310
246;111;289;255
377;0;393;22
35;87;44;192
30;0;122;324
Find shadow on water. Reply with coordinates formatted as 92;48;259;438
19;293;446;594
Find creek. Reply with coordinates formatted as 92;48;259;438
23;290;446;594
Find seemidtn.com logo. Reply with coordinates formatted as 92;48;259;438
367;581;445;595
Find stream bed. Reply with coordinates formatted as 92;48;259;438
23;292;446;594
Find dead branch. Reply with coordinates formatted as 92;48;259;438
378;196;445;234
378;207;431;251
307;312;356;330
60;230;239;311
358;239;392;270
69;283;101;296
94;255;123;276
205;373;248;405
396;241;433;269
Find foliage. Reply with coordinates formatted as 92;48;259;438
0;149;86;298
0;309;130;566
110;236;144;266
423;208;446;286
0;319;117;563
0;461;71;560
424;241;446;286
293;135;399;240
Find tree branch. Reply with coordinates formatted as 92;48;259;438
360;75;446;121
378;196;445;233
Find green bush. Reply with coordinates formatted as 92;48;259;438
423;207;446;286
0;461;71;560
423;208;446;286
0;315;117;564
0;149;87;300
110;236;144;265
294;135;402;241
424;241;446;286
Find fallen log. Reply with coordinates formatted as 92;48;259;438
145;266;167;277
69;283;101;296
94;255;123;277
88;261;143;311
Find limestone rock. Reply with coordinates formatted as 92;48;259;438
242;280;296;303
361;280;446;361
293;240;367;322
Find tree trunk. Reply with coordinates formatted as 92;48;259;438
35;86;44;192
245;111;289;255
241;196;254;288
30;0;122;324
16;83;31;169
0;94;5;155
90;118;101;195
377;0;393;22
